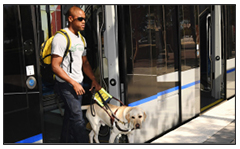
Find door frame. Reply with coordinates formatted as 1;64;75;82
4;5;43;143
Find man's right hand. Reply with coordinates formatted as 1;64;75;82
72;81;85;96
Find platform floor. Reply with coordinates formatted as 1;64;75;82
151;97;235;144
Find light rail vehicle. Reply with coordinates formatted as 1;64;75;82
4;4;235;143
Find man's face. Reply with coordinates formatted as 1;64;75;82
71;10;85;31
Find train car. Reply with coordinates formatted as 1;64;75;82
3;4;235;143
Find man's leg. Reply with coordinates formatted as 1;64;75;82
60;104;75;143
58;82;89;143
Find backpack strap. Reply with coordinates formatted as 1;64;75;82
78;31;86;48
55;30;85;74
56;29;73;73
57;29;71;58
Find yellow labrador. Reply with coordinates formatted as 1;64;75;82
86;103;146;143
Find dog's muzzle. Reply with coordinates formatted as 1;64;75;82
135;123;140;129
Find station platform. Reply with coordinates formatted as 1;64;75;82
151;97;236;144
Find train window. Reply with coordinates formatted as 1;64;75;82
154;5;180;96
225;5;236;99
179;5;199;71
159;5;180;74
125;5;180;104
226;5;236;59
130;5;152;75
4;5;27;93
125;5;158;104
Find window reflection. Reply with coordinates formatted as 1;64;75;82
179;5;199;70
131;5;153;75
226;5;235;59
130;5;182;75
164;6;179;73
226;5;236;99
128;6;157;104
4;5;26;93
126;5;181;104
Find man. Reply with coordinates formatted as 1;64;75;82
51;6;101;143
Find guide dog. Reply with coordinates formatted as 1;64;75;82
86;103;146;143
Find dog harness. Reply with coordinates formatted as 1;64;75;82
90;88;134;132
112;108;135;132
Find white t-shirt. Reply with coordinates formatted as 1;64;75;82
51;28;87;83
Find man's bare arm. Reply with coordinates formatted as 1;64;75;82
51;54;85;95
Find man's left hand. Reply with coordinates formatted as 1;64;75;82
89;80;101;92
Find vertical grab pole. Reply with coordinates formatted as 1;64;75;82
46;5;52;38
97;6;108;91
104;5;121;106
206;13;212;91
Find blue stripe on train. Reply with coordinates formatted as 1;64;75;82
128;80;200;107
15;133;42;143
128;67;234;107
227;68;235;74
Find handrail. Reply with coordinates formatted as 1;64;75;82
96;6;108;91
206;13;212;91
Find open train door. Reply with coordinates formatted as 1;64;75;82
83;5;121;106
199;5;222;111
81;5;123;142
3;5;43;143
199;5;235;112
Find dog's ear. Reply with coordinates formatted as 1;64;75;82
143;112;147;122
125;113;131;123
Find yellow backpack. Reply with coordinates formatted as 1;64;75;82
40;29;85;84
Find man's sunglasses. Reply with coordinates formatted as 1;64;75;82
76;17;85;22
